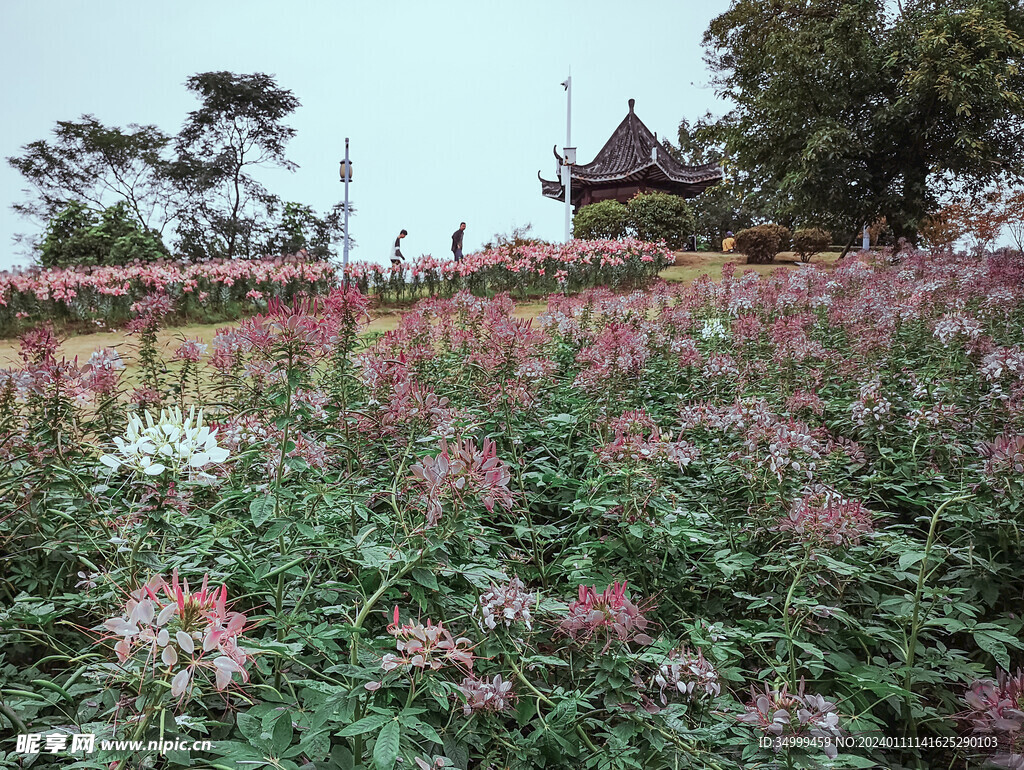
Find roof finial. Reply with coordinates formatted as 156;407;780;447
628;98;635;113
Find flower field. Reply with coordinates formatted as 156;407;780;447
0;255;337;337
0;240;673;336
2;247;1024;769
342;239;674;302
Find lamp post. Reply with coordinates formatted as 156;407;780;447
561;74;575;243
339;139;353;273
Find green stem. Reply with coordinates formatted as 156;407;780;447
507;657;599;755
783;553;809;688
903;494;970;748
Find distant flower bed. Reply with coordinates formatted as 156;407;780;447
0;255;336;335
0;240;672;334
343;239;674;302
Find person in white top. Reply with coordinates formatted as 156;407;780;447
391;230;408;265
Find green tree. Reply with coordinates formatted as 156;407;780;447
39;201;168;268
262;201;351;260
174;72;301;260
7;115;179;234
704;0;1024;244
669;116;774;249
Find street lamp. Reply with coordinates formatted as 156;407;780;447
561;74;573;242
339;139;353;273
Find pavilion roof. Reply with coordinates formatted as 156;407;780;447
539;99;722;201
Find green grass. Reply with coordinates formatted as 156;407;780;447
660;250;841;283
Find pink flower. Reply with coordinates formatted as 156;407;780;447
173;338;208;363
458;674;515;716
410;437;513;527
378;607;475;675
558;581;653;650
737;680;844;760
99;570;251;704
774;486;874;547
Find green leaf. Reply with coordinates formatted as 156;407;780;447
407;717;442;745
411;568;438;591
373;720;401;770
975;631;1011;670
272;712;293;754
898;551;926;571
250;495;276;528
337;713;392;737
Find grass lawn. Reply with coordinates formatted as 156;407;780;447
661;250;841;283
0;252;837;368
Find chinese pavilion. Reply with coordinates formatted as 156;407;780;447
539;99;722;210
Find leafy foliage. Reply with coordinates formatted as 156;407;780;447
5;115;179;232
8;72;348;264
173;71;301;261
625;192;695;250
703;0;1024;242
792;228;832;264
262;201;351;261
2;247;1024;769
734;224;785;264
39;201;169;268
572;200;629;240
573;194;696;249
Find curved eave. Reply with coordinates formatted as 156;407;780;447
539;171;565;201
574;159;723;186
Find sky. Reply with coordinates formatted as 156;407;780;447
0;0;728;270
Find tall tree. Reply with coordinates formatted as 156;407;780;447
669;115;774;249
174;71;300;260
703;0;1024;243
7;116;179;233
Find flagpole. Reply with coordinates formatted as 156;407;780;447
562;73;572;242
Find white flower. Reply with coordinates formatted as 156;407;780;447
699;318;729;342
99;406;231;479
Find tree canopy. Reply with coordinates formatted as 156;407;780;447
703;0;1024;243
7;72;347;265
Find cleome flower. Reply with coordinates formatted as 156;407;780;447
100;570;250;701
558;581;653;651
774;486;874;548
737;680;844;759
699;317;730;343
962;668;1024;768
651;647;721;705
409;437;513;528
378;607;475;675
458;674;515;716
475;576;535;632
978;434;1024;476
99;406;230;478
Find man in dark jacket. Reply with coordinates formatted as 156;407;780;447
451;222;466;262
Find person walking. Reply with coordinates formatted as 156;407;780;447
391;229;408;266
451;222;466;262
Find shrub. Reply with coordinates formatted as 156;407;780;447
572;200;629;240
40;201;168;268
792;227;832;263
625;192;696;249
761;223;793;253
735;224;783;264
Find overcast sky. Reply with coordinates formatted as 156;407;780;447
0;1;728;270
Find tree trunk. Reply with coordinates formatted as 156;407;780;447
893;162;929;247
838;228;860;259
